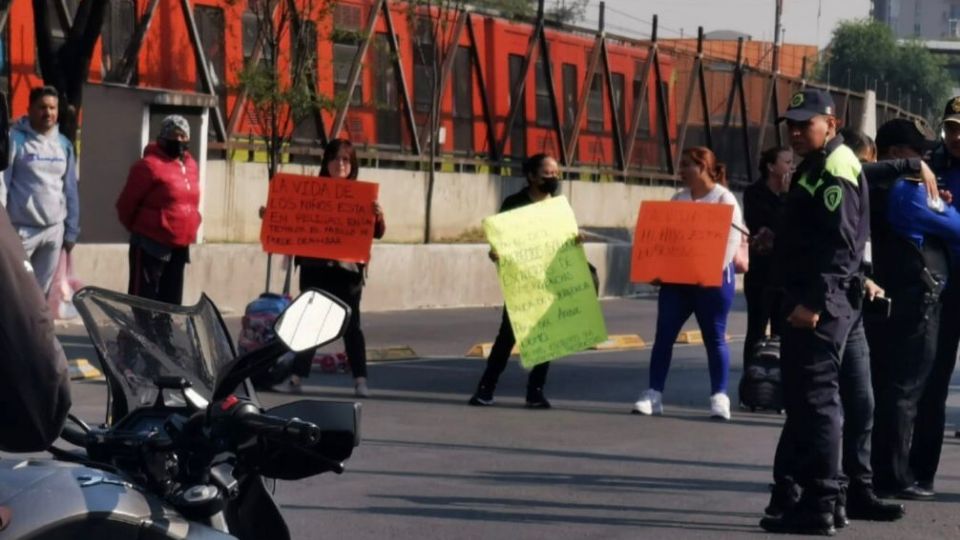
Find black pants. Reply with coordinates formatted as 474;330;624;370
477;309;550;395
868;287;941;492
775;306;858;512
293;265;367;379
128;243;188;305
908;280;960;486
743;266;783;365
774;317;873;491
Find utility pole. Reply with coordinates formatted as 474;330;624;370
772;0;783;73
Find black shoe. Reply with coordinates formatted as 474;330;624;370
759;510;836;536
847;487;905;521
916;480;934;492
525;390;551;409
468;385;495;406
833;503;849;529
895;484;935;501
765;482;800;518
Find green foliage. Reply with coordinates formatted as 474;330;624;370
818;19;953;118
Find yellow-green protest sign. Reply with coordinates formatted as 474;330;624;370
483;196;608;369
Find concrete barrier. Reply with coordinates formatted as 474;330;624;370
71;241;652;314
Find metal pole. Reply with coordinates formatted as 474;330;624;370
773;0;783;73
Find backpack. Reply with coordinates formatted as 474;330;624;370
738;336;783;413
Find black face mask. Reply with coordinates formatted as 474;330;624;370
540;176;560;195
159;138;188;158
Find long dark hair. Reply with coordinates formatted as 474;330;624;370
320;138;359;179
759;146;791;181
682;147;727;187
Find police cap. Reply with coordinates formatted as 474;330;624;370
778;89;836;123
943;96;960;125
876;118;936;154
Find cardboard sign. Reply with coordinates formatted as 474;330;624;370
630;200;733;287
260;173;379;263
483;196;608;369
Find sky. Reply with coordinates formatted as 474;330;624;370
575;0;873;48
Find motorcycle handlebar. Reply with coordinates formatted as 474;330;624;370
233;405;322;447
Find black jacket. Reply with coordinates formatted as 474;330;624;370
0;206;71;451
743;180;785;275
776;136;870;316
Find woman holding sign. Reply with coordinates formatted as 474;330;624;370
468;154;562;409
632;147;744;421
289;139;385;397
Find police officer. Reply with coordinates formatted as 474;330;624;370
760;89;872;535
867;118;960;500
908;95;960;497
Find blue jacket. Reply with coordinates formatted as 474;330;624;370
886;179;960;250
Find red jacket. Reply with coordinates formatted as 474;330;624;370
116;143;202;247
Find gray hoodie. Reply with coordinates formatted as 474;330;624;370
0;117;80;242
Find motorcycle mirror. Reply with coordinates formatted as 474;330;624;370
274;289;350;352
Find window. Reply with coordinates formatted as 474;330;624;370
562;63;577;135
242;10;258;65
373;33;401;146
194;5;226;120
633;61;651;138
412;17;436;114
611;72;625;136
508;54;526;157
333;4;363;107
452;46;473;153
101;0;137;82
535;60;552;127
291;20;317;80
587;73;603;132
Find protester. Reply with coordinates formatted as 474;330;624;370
742;146;792;369
0;86;79;293
632;147;743;421
468;153;562;409
760;89;873;536
289;139;385;397
116;115;201;305
866;118;960;501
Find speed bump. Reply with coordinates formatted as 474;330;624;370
69;358;103;380
465;343;517;358
366;346;418;362
675;331;732;344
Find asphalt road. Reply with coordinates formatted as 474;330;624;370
54;297;960;539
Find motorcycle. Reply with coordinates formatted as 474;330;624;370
0;287;361;539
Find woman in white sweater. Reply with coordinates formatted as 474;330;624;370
633;147;745;420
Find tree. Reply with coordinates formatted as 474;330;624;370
818;20;951;120
32;0;109;142
236;0;333;180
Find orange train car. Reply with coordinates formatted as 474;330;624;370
1;0;678;167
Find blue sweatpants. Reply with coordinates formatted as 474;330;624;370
648;266;736;395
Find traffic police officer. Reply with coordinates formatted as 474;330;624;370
760;89;871;536
868;118;960;499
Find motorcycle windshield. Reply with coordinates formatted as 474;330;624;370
74;287;238;425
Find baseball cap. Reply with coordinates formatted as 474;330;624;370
778;89;836;123
943;96;960;125
875;118;936;154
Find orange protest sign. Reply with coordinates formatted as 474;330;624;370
630;200;733;287
260;173;379;263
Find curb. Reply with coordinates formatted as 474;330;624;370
366;346;418;362
675;331;733;344
69;358;103;380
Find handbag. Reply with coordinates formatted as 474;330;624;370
733;229;750;274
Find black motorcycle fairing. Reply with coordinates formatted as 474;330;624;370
73;287;256;425
224;474;289;540
0;460;233;540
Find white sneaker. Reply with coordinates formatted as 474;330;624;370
710;392;731;420
632;389;663;415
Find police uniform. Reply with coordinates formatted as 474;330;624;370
761;90;870;535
